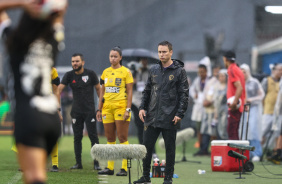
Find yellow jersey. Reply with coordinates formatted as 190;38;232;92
101;66;133;101
51;67;59;81
51;67;59;93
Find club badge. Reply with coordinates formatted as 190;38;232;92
169;75;174;80
115;78;122;86
82;76;89;83
72;119;76;124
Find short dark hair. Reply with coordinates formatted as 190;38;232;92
158;41;173;51
111;46;122;56
72;53;84;61
198;64;207;71
223;50;236;62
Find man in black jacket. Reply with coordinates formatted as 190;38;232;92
134;41;189;184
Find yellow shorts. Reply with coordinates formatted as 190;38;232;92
102;100;131;124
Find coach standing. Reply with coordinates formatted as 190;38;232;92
134;41;189;184
222;51;246;140
58;53;101;170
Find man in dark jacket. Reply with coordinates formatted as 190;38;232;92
133;41;189;184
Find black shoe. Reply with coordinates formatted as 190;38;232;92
51;165;59;172
194;150;210;156
98;168;114;175
133;176;151;184
163;180;173;184
70;164;83;169
202;151;211;156
268;154;281;165
193;150;203;156
94;160;101;170
116;169;127;176
163;176;173;184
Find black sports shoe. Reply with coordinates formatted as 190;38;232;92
70;164;83;169
116;169;127;176
193;150;210;156
163;176;173;184
133;176;151;184
94;160;101;170
98;168;114;175
163;180;173;184
50;165;59;172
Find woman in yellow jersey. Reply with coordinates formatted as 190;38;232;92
97;47;133;176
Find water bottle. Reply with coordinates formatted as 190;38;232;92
198;169;206;174
160;160;166;178
152;158;159;177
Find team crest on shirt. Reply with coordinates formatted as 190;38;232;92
82;76;89;83
115;78;122;86
109;78;113;83
72;119;76;124
169;75;174;80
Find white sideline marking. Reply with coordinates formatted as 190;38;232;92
8;172;22;184
98;174;108;183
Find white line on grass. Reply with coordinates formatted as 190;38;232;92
8;172;22;184
98;175;108;183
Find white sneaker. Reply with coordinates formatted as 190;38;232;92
252;156;260;162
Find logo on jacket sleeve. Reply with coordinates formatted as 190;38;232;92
82;76;89;83
144;126;148;131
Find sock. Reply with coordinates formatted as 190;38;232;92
107;141;116;170
120;141;129;171
11;143;18;153
51;142;59;167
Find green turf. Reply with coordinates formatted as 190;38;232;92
0;135;282;184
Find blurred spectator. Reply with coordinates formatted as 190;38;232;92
191;56;212;155
190;64;208;150
261;63;282;150
195;66;220;156
269;77;282;164
213;69;228;140
240;64;264;162
0;86;10;122
61;86;73;135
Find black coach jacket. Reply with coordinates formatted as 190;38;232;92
139;59;189;130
